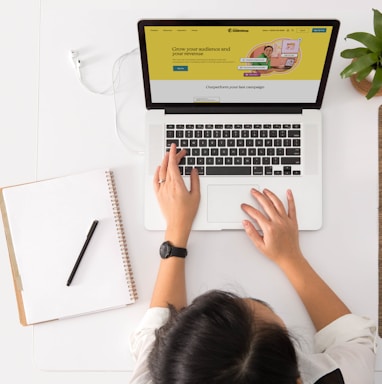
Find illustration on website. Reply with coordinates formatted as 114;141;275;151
242;38;301;77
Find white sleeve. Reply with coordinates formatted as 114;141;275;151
129;307;170;384
314;314;377;384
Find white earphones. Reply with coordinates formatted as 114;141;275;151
69;49;115;95
67;47;144;154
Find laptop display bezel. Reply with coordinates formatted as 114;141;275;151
138;19;340;114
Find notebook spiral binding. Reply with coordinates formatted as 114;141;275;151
105;170;138;301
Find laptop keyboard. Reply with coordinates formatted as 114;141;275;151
165;123;301;176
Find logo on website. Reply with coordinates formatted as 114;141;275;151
228;28;249;33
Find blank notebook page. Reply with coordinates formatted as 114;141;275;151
2;169;135;325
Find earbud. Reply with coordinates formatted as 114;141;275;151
70;50;81;69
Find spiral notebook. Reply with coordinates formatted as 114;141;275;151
0;169;137;326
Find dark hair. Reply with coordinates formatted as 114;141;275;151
264;45;273;50
148;290;300;384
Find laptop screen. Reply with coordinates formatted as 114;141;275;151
138;20;340;111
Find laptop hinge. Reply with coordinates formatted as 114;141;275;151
164;106;303;115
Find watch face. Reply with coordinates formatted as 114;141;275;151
160;241;171;259
160;241;187;258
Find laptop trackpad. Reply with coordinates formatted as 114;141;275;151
207;184;260;223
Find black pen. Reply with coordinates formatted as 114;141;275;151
66;220;99;286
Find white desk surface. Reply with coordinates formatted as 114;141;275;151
1;1;382;383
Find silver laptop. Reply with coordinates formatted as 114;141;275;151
138;19;340;231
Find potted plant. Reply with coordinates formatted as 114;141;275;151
340;8;382;99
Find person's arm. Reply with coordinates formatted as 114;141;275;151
150;144;200;310
241;188;350;331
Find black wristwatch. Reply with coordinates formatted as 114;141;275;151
159;241;188;259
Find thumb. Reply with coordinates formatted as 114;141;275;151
189;167;200;199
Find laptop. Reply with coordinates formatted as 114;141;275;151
138;19;340;231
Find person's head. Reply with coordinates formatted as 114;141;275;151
148;290;301;384
263;45;273;57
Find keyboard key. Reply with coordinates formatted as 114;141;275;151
283;166;292;175
167;139;179;147
253;166;264;175
206;166;251;175
265;166;273;175
281;157;301;165
286;148;301;155
288;130;301;137
258;148;266;156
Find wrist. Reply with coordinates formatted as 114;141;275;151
277;251;306;274
165;227;191;248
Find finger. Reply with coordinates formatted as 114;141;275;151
242;219;264;249
189;167;201;198
166;144;180;181
175;148;187;164
159;150;170;182
249;188;280;219
262;189;287;217
286;189;297;221
241;203;268;228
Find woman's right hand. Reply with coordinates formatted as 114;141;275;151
241;188;303;267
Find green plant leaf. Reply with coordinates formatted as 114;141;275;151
340;52;378;78
346;32;382;52
373;9;382;39
340;47;370;58
366;65;382;98
356;66;373;81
